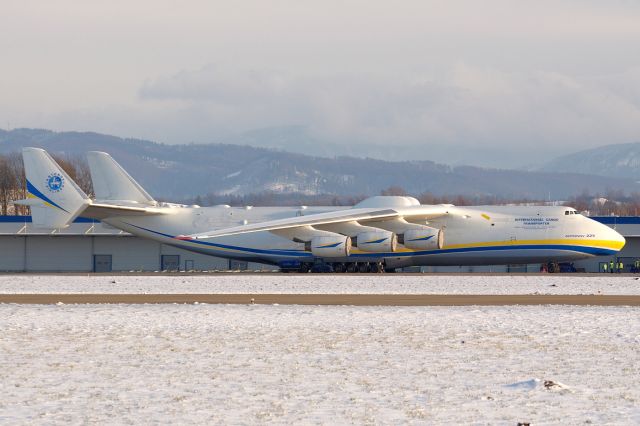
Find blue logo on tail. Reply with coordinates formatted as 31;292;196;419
46;173;64;192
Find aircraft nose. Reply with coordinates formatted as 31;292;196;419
601;221;626;251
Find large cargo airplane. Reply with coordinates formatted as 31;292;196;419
14;148;625;272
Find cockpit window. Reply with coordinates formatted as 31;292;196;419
565;210;570;215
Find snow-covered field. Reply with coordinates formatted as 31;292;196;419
2;275;639;423
2;274;640;295
1;304;638;424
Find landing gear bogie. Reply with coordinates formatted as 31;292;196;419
358;263;370;273
330;261;385;273
282;260;386;273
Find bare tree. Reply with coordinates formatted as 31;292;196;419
0;155;15;215
6;152;28;215
51;154;94;197
67;155;94;197
380;186;407;196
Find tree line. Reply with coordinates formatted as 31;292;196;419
181;185;640;217
2;151;640;217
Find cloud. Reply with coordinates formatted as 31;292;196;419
136;63;640;166
3;0;640;167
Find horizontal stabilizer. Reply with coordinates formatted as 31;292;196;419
83;203;167;220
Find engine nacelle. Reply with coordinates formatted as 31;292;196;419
400;227;443;250
308;236;352;257
354;231;397;253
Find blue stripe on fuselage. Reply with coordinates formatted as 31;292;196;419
122;222;616;259
124;222;312;256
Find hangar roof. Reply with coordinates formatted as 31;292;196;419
591;217;640;238
0;216;125;236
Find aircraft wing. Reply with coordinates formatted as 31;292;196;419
189;206;448;239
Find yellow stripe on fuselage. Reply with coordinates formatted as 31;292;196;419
444;238;624;251
350;238;624;254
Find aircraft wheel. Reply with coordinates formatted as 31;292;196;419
298;264;310;273
358;263;370;273
333;263;345;273
371;262;383;273
346;263;357;273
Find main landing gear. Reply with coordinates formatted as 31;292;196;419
299;261;385;273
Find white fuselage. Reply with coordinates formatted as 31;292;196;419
19;148;626;270
104;204;625;268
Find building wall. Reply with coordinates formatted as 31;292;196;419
94;236;160;271
0;236;26;271
0;235;270;272
159;244;229;271
25;236;92;272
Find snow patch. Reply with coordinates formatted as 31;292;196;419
225;170;242;179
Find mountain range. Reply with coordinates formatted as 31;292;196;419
0;128;636;200
539;142;640;180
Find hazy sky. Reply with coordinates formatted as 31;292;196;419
1;0;640;167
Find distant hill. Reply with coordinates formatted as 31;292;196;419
539;142;640;180
1;128;636;199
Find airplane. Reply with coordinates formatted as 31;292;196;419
14;147;626;273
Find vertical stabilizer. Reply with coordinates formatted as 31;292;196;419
87;151;156;205
18;148;90;229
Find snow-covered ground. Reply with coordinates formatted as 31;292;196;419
1;274;640;295
1;304;638;424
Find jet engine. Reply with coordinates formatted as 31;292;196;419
354;231;397;253
399;227;443;250
308;235;352;257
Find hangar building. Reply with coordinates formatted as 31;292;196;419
0;216;263;272
0;215;638;273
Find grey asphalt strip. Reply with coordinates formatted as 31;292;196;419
1;294;639;306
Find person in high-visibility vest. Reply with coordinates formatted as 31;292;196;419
618;261;624;273
634;259;640;273
609;260;615;273
603;263;608;273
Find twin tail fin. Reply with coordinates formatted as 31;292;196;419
86;151;156;206
14;148;90;229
